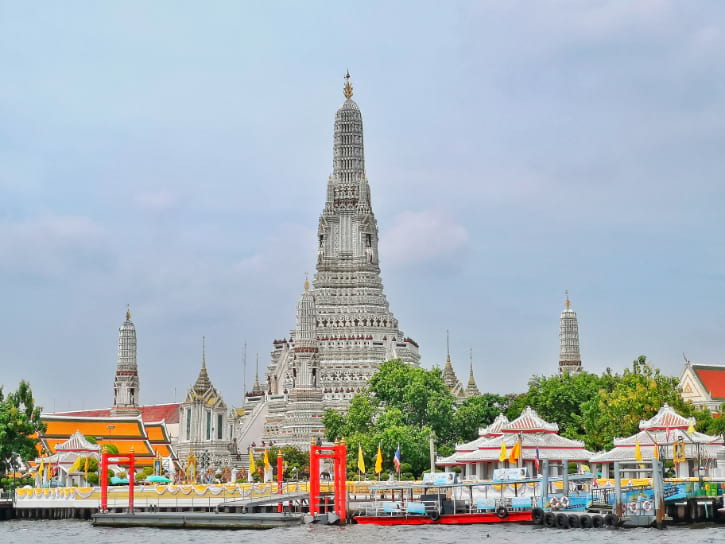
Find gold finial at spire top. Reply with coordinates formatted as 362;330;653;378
126;304;131;321
304;272;310;291
202;336;206;368
565;290;570;310
343;70;353;99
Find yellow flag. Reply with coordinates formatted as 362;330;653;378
38;459;45;476
653;444;659;460
498;439;507;462
374;443;383;474
263;448;271;471
509;439;521;464
249;448;256;475
69;456;82;473
634;439;643;461
687;420;695;434
84;456;90;475
357;444;366;473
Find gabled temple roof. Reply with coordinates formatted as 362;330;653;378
54;430;100;452
503;406;559;433
639;403;693;431
479;414;509;438
54;403;180;424
691;364;725;401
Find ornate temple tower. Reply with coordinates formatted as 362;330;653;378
112;306;140;416
559;291;582;375
441;330;464;398
258;74;420;445
465;349;480;397
176;338;235;464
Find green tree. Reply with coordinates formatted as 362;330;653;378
452;393;509;443
0;381;45;489
581;356;688;450
514;371;605;441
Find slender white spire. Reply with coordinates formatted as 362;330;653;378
559;291;582;375
112;305;140;415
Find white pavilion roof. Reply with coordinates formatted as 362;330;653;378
639;403;694;431
438;407;591;465
478;413;509;438
55;430;101;452
503;406;558;433
590;427;724;463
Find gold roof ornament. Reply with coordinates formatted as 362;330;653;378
304;272;310;292
343;70;353;99
126;304;131;321
565;290;571;310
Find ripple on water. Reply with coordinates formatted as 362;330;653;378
0;520;723;544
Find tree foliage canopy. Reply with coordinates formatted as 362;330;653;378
0;381;45;483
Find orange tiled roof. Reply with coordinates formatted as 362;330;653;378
693;366;725;400
39;415;176;464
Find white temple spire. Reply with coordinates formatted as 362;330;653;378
559;291;582;375
112;305;140;416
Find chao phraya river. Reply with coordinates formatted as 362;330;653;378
1;519;723;544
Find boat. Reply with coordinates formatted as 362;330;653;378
353;473;538;525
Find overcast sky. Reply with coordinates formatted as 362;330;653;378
2;1;724;413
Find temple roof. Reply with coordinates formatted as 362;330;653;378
55;430;100;452
54;403;180;424
465;355;480;397
691;364;725;400
438;432;592;465
503;406;559;433
639;403;693;430
479;414;509;438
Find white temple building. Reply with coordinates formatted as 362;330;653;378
239;73;421;447
176;339;238;467
589;404;725;479
436;407;592;480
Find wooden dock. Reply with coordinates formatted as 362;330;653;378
92;511;305;529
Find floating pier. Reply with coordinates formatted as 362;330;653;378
92;511;305;529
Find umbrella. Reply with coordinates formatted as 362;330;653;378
144;475;171;483
110;476;130;485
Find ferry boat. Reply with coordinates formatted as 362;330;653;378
353;472;537;525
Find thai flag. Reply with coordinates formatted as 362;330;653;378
394;445;401;472
534;447;541;472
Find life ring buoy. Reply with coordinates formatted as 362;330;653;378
496;506;508;519
429;510;440;521
549;497;560;509
532;507;545;525
628;502;638;513
559;496;571;508
642;500;653;512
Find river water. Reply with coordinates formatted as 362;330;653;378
1;520;723;544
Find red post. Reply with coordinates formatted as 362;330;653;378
128;452;135;513
100;451;109;512
338;441;347;521
310;442;320;516
277;454;284;512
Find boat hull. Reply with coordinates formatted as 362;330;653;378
354;511;533;526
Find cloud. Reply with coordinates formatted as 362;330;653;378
380;210;468;268
0;215;109;279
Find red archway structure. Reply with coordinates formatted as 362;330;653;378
99;450;136;513
309;440;347;523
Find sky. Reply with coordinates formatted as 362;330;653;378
1;1;724;413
